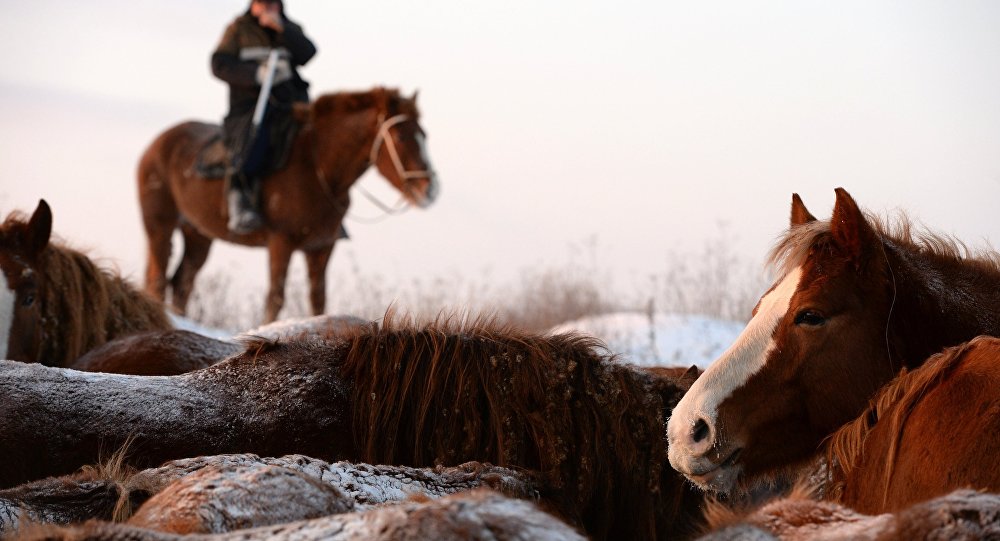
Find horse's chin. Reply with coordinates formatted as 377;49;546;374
684;462;742;494
671;447;744;494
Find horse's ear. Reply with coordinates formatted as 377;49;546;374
678;365;701;390
25;199;52;258
790;193;816;226
830;188;876;267
410;89;419;103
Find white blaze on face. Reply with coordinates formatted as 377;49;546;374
414;132;439;206
668;267;803;453
0;272;14;360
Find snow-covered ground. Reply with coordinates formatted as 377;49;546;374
172;310;745;370
549;312;745;369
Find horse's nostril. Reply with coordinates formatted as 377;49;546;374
692;418;710;443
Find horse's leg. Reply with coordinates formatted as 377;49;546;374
169;223;214;315
139;174;179;304
265;236;296;323
303;243;336;316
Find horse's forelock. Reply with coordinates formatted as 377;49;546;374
768;211;1000;281
767;220;832;278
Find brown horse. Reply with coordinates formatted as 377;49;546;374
22;488;585;541
828;336;1000;513
0;313;703;540
68;315;367;376
0;200;171;366
667;188;1000;493
67;330;241;375
139;88;439;323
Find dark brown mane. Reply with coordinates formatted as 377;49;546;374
7;222;172;364
337;311;699;539
768;212;1000;278
309;87;417;120
825;338;979;502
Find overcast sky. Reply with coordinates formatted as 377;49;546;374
1;1;998;300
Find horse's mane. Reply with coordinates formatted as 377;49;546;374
0;212;171;364
335;310;697;539
309;87;417;120
767;212;1000;278
825;338;979;504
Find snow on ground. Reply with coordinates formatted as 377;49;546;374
168;313;234;340
549;312;746;369
172;310;745;369
169;313;370;343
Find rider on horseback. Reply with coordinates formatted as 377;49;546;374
212;0;316;234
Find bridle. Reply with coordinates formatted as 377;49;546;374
369;113;435;184
312;112;435;221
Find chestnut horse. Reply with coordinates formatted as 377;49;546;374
0;200;171;365
139;88;439;323
668;188;1000;493
0;313;702;540
828;336;1000;513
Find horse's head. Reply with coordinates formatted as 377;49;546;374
0;199;52;362
368;90;439;208
667;188;898;493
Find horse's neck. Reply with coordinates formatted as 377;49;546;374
888;242;1000;367
308;110;379;192
42;250;169;364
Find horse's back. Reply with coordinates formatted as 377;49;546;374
67;329;241;375
845;336;1000;512
138;121;219;179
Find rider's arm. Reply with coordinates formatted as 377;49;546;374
211;22;258;88
280;20;317;67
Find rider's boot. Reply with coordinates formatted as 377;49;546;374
226;172;263;234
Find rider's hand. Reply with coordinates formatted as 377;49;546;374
257;11;285;32
256;58;292;85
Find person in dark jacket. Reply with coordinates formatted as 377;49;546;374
212;0;316;234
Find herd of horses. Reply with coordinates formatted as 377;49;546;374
3;132;1000;540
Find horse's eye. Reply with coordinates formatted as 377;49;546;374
794;310;826;326
21;293;34;307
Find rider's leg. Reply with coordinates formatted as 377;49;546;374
227;119;271;234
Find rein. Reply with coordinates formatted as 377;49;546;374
311;113;432;223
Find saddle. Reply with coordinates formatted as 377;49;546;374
193;134;230;180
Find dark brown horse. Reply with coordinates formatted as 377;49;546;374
0;200;171;366
0;313;702;540
667;188;1000;493
828;336;1000;514
67;330;241;375
139;88;439;323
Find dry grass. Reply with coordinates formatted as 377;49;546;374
184;230;766;332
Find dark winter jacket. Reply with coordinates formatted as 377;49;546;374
212;11;316;114
211;11;316;172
